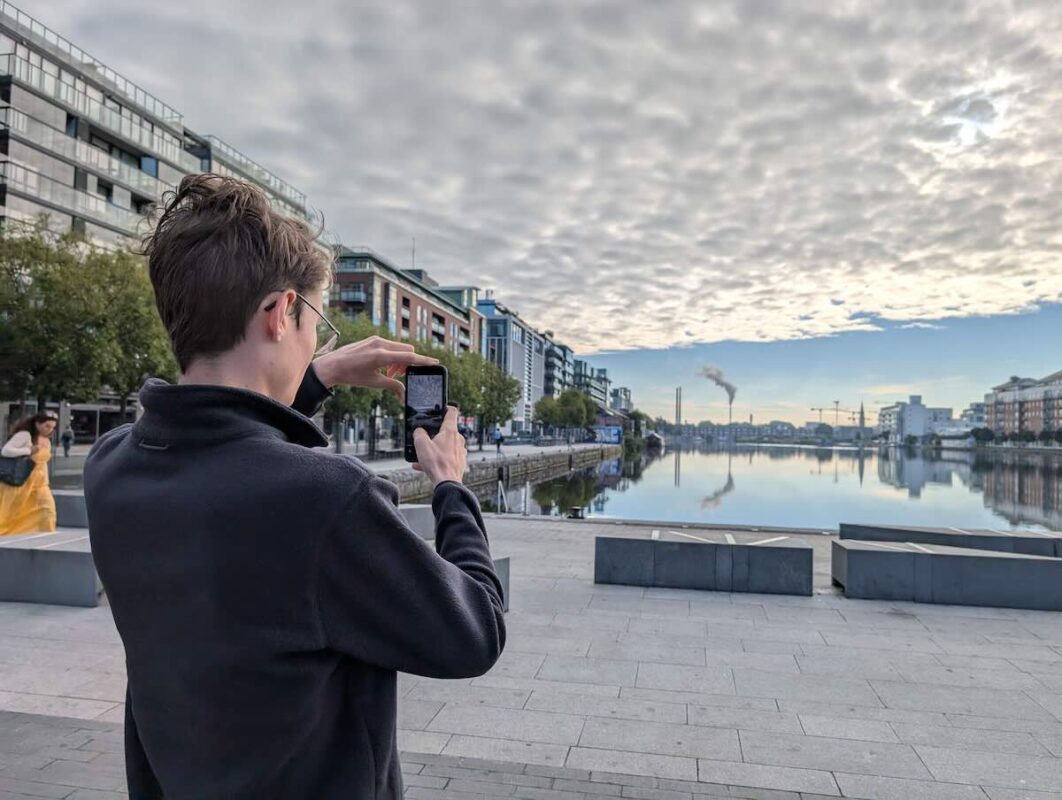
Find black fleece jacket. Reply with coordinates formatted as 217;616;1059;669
84;366;506;799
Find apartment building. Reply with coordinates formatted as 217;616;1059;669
332;247;483;355
574;360;611;406
985;372;1062;435
610;386;632;413
878;395;953;441
0;2;312;248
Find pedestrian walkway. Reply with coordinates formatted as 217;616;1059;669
2;517;1062;797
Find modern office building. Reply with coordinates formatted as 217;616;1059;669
332;246;483;355
477;294;545;433
985;372;1062;435
878;395;953;441
0;3;312;249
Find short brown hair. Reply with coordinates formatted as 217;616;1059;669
142;174;331;372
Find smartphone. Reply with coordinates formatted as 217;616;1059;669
404;365;448;462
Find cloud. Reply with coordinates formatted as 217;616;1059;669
898;322;946;330
27;0;1062;354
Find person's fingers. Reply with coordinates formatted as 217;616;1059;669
381;351;439;367
374;338;416;353
441;406;460;432
361;372;405;398
411;463;423;472
386;364;406;379
413;427;431;445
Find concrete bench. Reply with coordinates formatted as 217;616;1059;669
53;489;88;528
840;522;1062;557
832;539;1062;611
595;530;813;596
0;529;101;607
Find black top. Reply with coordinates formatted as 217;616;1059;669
84;366;506;799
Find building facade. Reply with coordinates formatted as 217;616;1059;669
477;295;545;432
542;335;574;398
961;402;987;428
332;247;483;355
610;386;632;413
878;395;954;441
0;4;312;248
574;360;610;406
985;372;1062;435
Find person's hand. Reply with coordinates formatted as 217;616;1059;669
30;444;40;455
412;406;467;488
311;336;439;400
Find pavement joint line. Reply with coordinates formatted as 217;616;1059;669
38;535;89;549
859;541;911;551
651;530;660;540
725;534;737;545
667;530;714;544
751;536;787;546
909;543;934;554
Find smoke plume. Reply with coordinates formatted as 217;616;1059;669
700;365;737;405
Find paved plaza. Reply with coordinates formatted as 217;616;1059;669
3;517;1062;797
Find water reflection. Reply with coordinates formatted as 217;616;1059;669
506;445;1062;531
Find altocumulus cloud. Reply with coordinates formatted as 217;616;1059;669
31;0;1062;353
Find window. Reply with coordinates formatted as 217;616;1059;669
140;156;158;177
65;115;78;137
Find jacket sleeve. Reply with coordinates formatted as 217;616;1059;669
291;364;333;418
1;431;32;457
316;477;506;678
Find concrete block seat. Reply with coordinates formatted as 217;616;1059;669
4;495;509;611
840;522;1062;557
595;529;813;596
0;529;100;607
832;538;1062;611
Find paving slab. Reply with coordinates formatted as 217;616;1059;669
840;522;1062;557
3;516;1062;798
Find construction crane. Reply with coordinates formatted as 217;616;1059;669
811;401;860;427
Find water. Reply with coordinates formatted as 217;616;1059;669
495;446;1062;531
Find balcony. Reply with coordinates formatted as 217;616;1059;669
0;160;145;233
0;1;183;124
0;107;170;198
401;307;410;319
431;321;445;336
338;289;367;304
206;136;306;208
0;54;200;172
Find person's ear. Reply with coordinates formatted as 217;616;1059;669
264;290;297;343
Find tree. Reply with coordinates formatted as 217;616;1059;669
1039;429;1054;445
904;434;918;447
94;249;176;415
478;360;521;433
1021;430;1037;444
970;427;995;445
534;396;561;430
557;389;592;428
1056;429;1062;445
0;223;119;409
324;314;402;423
627;409;649;438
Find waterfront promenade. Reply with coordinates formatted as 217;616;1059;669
2;518;1062;797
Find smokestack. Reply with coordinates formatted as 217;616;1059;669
675;387;682;427
700;365;737;406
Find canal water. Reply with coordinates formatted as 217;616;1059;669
486;446;1062;532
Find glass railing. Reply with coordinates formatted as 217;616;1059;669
207;135;306;207
0;107;172;198
0;160;145;233
0;1;182;124
0;54;200;172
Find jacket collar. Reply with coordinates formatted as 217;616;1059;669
133;378;328;450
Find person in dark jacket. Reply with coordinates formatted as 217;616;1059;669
84;174;506;800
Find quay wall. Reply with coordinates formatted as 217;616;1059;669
383;445;622;502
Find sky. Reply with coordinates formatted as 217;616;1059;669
25;0;1062;423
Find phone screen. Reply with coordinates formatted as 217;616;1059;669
405;368;447;461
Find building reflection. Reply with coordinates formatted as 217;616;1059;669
483;444;1062;529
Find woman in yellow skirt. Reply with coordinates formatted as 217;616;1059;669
0;412;58;535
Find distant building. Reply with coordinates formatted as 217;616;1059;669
574;360;610;406
610;387;632;413
985;372;1062;435
477;294;545;433
961;402;987;428
542;333;574;398
332;247;483;355
878;395;953;441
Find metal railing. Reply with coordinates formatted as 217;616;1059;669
206;135;306;207
0;160;145;233
0;106;172;198
0;54;200;172
0;1;183;124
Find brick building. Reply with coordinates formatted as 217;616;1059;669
985;371;1062;435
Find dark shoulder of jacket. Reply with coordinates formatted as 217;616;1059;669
85;424;132;470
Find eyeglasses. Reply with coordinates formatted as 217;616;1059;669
265;291;340;356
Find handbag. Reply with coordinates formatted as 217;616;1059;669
0;455;34;487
